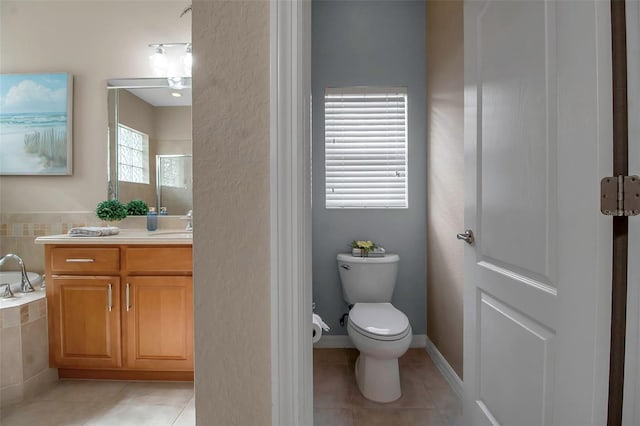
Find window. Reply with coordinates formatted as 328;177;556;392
118;125;149;184
324;87;408;208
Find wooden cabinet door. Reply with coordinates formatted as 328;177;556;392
49;276;122;369
123;276;193;370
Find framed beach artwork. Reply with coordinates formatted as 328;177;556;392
0;73;73;175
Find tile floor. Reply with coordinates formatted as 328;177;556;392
314;348;462;426
1;348;460;426
0;380;194;426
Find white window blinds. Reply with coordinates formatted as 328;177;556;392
324;87;408;208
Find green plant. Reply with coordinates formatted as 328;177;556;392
126;199;149;216
96;199;128;222
351;240;377;254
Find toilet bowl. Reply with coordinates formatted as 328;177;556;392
337;253;411;403
347;303;412;402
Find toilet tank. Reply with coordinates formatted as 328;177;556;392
337;253;399;304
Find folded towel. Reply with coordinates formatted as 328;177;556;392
68;226;120;237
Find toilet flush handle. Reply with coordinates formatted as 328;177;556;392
456;229;474;245
341;264;351;270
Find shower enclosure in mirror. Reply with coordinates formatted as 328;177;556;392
107;78;192;215
157;154;192;215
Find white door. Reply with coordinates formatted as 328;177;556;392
463;1;612;425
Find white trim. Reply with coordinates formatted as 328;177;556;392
425;337;464;399
270;1;313;426
313;334;428;349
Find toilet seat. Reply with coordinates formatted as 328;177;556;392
349;303;410;341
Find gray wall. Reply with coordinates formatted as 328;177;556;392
312;0;427;335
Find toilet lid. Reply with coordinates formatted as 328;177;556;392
349;303;410;339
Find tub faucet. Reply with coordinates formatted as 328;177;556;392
0;253;35;293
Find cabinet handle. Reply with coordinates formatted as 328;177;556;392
126;283;130;312
108;284;113;312
66;258;95;263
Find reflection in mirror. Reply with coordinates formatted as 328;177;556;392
157;154;192;215
107;78;192;215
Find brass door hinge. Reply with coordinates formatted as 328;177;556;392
601;175;640;216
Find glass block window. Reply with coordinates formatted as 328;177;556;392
325;87;408;208
160;156;185;188
118;125;149;184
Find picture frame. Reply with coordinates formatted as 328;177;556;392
0;72;73;175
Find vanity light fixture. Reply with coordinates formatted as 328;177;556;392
148;43;192;85
149;46;168;77
183;44;193;77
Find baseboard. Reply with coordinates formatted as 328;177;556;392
425;337;463;398
313;334;427;349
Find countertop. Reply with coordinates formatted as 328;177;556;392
35;229;193;245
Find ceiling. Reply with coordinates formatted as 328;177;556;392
108;78;192;107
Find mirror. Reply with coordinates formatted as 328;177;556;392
156;154;192;214
107;78;192;215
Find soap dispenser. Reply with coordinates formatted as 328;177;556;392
147;207;158;231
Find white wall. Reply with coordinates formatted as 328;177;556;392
0;1;190;212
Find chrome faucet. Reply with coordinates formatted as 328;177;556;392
0;283;14;298
0;253;35;293
185;210;193;231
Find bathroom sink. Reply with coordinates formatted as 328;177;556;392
147;231;193;238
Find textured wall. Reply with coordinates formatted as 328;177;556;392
425;0;464;378
312;0;427;335
192;1;271;425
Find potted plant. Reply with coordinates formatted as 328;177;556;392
351;240;377;257
96;199;127;224
126;199;149;216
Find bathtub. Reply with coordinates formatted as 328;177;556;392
0;271;45;309
0;271;56;407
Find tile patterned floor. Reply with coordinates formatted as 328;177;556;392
0;380;194;426
314;348;462;426
1;349;460;425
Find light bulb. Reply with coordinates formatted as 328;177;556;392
182;44;192;77
149;46;168;76
168;76;186;89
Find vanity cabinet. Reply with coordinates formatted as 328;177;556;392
49;276;122;369
44;244;193;380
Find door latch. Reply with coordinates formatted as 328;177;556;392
601;175;640;216
456;229;474;245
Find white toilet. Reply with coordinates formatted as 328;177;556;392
337;253;412;403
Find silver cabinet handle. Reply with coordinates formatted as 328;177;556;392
126;283;130;312
456;229;475;245
66;258;95;263
107;283;113;312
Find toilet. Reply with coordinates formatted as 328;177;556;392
337;253;412;403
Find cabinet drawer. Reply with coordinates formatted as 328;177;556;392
51;247;120;274
125;247;192;273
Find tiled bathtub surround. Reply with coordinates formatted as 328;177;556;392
0;296;57;408
0;212;190;274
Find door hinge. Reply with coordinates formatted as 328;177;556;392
601;175;640;216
